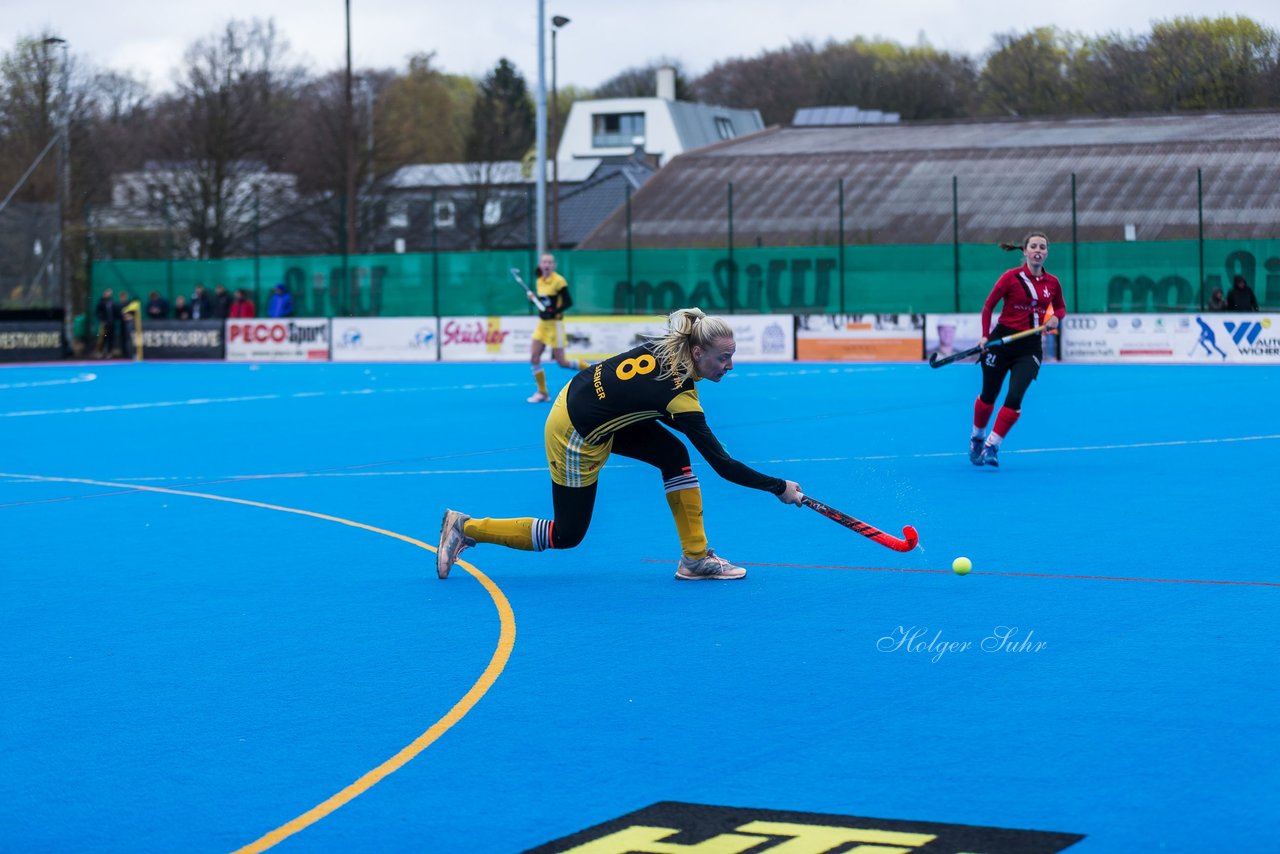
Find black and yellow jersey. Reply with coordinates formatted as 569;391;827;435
535;272;572;320
563;343;785;495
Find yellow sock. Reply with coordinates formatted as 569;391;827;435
576;359;591;370
665;487;708;559
463;517;543;550
533;367;548;395
463;517;554;551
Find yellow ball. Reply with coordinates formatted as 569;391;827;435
952;556;972;575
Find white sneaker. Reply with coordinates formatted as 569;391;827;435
436;509;475;579
527;391;551;403
675;548;746;580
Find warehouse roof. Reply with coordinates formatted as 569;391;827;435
578;111;1280;248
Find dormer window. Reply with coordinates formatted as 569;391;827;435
592;112;645;148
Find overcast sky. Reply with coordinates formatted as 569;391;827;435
4;0;1277;92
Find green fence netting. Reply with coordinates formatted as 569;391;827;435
92;238;1280;317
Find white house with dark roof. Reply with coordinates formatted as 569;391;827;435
379;67;764;250
555;67;765;167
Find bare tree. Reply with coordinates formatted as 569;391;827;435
821;39;980;120
594;59;693;99
147;19;303;259
1070;33;1156;115
0;35;63;202
694;45;817;125
78;70;151;202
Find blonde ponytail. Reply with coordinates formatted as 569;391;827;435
648;307;735;385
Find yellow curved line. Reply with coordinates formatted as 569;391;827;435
0;472;516;853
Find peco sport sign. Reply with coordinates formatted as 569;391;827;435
225;319;330;362
526;802;1084;854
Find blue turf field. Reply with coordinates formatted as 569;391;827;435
1;359;1276;852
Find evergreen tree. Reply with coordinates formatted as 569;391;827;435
465;58;534;162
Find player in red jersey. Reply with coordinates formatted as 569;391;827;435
969;232;1065;468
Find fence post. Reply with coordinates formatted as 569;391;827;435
163;197;173;298
1197;168;1205;311
1071;172;1079;312
431;188;439;317
951;176;960;312
84;205;94;340
838;177;845;314
727;181;735;314
625;183;633;315
339;192;349;317
253;186;261;308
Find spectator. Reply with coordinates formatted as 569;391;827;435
267;283;294;318
1226;275;1259;312
173;295;193;320
191;284;213;320
230;288;257;318
146;290;170;320
1207;286;1228;311
213;284;233;319
94;288;118;358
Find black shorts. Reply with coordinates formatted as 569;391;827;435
985;324;1043;369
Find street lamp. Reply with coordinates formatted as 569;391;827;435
43;37;71;352
550;15;570;249
534;0;547;259
344;0;356;260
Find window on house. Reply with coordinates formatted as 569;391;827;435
715;117;735;140
388;200;409;229
434;201;456;229
592;112;645;148
483;199;502;226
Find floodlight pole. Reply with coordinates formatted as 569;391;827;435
45;38;71;351
534;0;547;259
344;0;356;258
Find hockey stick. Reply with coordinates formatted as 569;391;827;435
800;495;919;552
508;267;548;311
928;322;1050;368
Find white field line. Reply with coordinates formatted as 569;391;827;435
0;365;896;418
753;433;1280;463
0;382;522;417
4;434;1277;486
0;371;96;390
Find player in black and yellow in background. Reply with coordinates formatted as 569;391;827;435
440;307;804;580
527;252;590;403
121;293;143;361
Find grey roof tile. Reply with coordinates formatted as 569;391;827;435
579;112;1280;248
